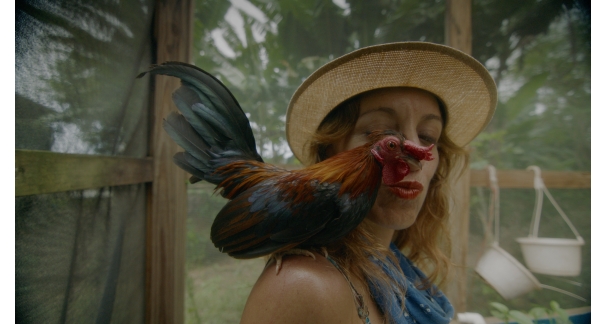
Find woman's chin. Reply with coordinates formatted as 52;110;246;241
367;206;419;231
367;187;425;230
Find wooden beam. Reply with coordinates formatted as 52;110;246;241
15;149;153;196
444;0;472;313
445;0;472;54
146;0;192;323
445;152;471;314
202;165;591;189
470;169;591;189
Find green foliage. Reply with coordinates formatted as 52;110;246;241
185;258;265;324
186;217;210;266
467;4;590;314
470;3;590;171
550;301;573;324
509;310;535;324
192;0;590;170
192;0;445;163
490;301;572;324
490;302;511;322
528;307;550;321
186;186;228;267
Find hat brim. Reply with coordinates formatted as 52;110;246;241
286;42;497;166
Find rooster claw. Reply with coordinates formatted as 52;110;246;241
269;248;324;275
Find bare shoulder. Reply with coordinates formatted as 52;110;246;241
240;252;360;324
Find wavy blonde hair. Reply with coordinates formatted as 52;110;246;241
305;88;468;317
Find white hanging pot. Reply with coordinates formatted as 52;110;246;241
516;166;585;277
474;166;541;299
475;166;586;302
475;242;542;300
516;237;584;276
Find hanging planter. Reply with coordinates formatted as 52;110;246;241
475;166;541;299
516;166;585;277
475;166;586;302
475;243;542;300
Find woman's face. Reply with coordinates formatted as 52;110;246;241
332;87;443;230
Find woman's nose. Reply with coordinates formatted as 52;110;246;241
399;130;419;145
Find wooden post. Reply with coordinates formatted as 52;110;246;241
445;0;472;54
444;0;472;314
146;0;192;323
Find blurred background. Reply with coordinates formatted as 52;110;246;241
186;0;590;322
15;0;590;323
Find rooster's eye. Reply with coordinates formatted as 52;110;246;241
387;141;397;150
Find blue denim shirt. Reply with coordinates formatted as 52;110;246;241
370;243;454;323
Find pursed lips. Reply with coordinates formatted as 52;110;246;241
386;181;424;199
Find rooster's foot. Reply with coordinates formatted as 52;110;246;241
270;248;325;275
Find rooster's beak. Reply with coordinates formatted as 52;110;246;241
402;155;422;172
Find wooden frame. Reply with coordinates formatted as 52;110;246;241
470;169;590;188
145;0;193;323
15;150;153;196
15;151;589;197
444;0;473;312
15;0;193;322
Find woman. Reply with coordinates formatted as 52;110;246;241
241;42;497;323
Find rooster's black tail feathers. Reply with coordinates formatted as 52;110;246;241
138;62;263;186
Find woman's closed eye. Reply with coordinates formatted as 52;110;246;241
419;133;438;146
363;128;394;136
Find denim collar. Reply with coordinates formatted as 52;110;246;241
369;243;454;323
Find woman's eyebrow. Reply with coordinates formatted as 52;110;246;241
422;113;443;125
360;108;443;125
358;106;397;118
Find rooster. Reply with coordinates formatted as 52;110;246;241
138;62;434;272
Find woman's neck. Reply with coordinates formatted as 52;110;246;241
365;220;395;248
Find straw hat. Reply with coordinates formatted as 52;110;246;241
285;42;497;166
